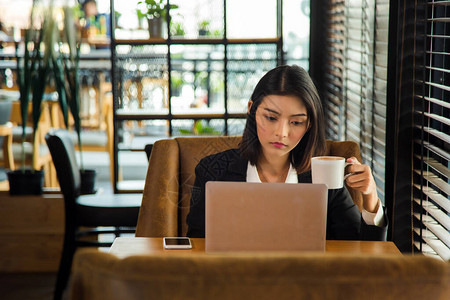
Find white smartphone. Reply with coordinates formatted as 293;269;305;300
163;237;192;249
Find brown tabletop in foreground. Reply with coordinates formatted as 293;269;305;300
109;237;401;257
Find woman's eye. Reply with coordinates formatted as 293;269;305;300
265;115;277;121
291;121;304;126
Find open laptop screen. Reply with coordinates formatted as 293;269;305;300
205;182;328;252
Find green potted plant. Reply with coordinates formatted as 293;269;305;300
52;5;97;194
211;29;224;38
137;0;178;38
198;20;210;37
170;72;184;97
170;21;185;38
194;71;209;89
178;120;220;136
136;9;146;29
115;10;122;29
210;75;224;105
7;0;57;195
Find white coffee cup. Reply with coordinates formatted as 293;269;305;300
311;156;353;189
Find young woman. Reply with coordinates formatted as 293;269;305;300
186;65;386;240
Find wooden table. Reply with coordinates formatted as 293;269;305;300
109;237;401;258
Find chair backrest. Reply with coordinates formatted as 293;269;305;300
10;100;55;177
0;122;15;170
0;99;12;125
45;130;81;199
136;136;363;237
70;249;450;300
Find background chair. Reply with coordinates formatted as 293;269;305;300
7;100;57;187
144;143;153;160
136;136;363;238
0;98;14;190
50;92;116;189
0;122;14;190
69;249;450;300
45;130;141;300
70;93;115;188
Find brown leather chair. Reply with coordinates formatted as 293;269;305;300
69;249;450;300
136;137;363;237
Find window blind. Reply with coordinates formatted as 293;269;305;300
412;0;450;261
323;0;389;203
324;1;345;140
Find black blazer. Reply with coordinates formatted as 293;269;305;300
186;149;387;241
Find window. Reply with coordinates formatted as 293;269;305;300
411;0;450;261
374;0;450;258
312;0;389;203
316;0;450;259
110;0;311;191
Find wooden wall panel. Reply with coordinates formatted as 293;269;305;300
0;191;64;272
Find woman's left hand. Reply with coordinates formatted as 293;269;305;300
345;157;379;213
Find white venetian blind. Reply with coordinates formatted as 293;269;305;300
412;0;450;261
323;0;389;203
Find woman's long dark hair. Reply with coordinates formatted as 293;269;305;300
239;65;326;173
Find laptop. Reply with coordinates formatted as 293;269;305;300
205;182;328;252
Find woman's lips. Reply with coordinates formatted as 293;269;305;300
271;142;286;148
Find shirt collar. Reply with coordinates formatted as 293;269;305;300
246;162;298;183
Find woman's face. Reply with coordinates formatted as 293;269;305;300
250;95;310;163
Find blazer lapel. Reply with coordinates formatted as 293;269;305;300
297;170;312;183
225;150;247;182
